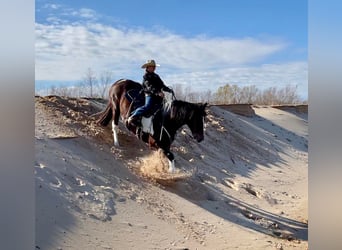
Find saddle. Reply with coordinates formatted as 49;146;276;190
125;89;162;136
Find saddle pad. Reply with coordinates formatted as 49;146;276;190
141;117;154;135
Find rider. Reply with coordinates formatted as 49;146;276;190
127;59;173;128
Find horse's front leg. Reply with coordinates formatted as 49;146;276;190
163;149;175;173
112;120;120;147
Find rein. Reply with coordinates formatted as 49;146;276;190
159;125;172;142
158;92;176;143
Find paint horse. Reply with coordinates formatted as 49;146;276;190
96;79;207;172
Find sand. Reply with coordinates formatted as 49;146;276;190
35;96;308;249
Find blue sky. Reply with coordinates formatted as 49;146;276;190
35;0;308;99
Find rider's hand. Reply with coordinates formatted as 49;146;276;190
158;92;165;98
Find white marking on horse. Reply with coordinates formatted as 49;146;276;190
112;120;120;147
168;160;175;173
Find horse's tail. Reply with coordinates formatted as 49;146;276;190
97;102;113;127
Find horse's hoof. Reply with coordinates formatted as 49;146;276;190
168;160;175;173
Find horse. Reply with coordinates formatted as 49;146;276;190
96;79;207;173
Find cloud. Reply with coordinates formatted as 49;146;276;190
43;3;61;10
35;22;287;76
35;5;307;99
163;62;308;99
69;8;98;20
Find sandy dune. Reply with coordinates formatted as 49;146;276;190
35;96;308;249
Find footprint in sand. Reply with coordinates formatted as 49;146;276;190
239;209;296;241
222;180;277;205
221;178;239;191
241;183;277;205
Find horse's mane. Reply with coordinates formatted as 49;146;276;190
169;100;198;121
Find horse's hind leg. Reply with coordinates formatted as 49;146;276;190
112;120;120;147
112;101;121;147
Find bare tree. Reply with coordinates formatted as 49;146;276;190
47;85;76;97
230;84;242;104
98;71;113;99
239;85;259;104
183;85;193;102
199;89;212;103
213;83;303;105
260;87;278;105
43;75;304;105
277;84;300;104
82;67;97;97
214;84;233;104
49;85;57;95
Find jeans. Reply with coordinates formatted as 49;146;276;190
131;95;162;118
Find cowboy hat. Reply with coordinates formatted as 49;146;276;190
141;59;160;68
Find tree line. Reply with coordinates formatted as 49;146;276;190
173;83;305;105
36;67;307;105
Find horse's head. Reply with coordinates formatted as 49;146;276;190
169;100;207;142
187;102;207;142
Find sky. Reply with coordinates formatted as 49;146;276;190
35;0;308;99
